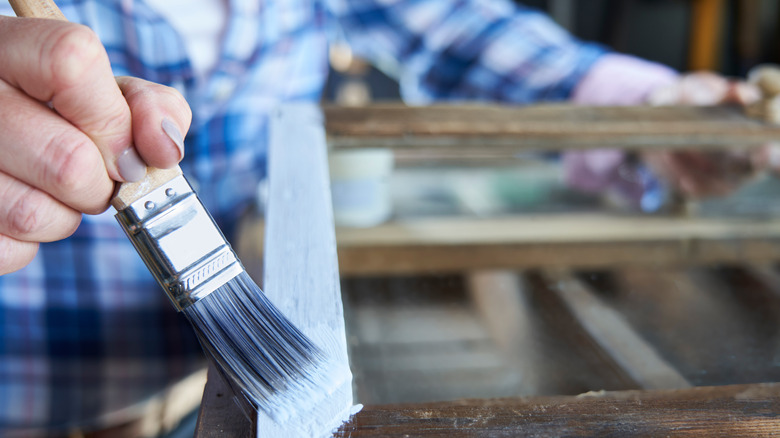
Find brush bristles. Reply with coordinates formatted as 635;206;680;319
183;271;333;421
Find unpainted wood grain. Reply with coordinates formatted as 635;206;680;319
336;383;780;437
333;214;780;275
336;238;780;276
335;214;780;247
325;104;780;151
10;0;66;21
195;364;253;438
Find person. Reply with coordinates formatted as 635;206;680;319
0;0;770;435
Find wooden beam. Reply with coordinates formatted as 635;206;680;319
257;103;356;437
197;104;356;437
335;382;780;437
465;270;544;395
236;213;780;276
336;214;780;246
324;104;780;152
334;214;780;275
538;271;691;390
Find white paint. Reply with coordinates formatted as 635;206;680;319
259;103;358;437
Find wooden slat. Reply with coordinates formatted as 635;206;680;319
335;383;780;437
324;104;780;152
257;103;355;437
334;214;780;275
538;271;691;390
198;104;356;437
465;270;545;395
336;239;780;276
195;364;253;438
336;214;780;246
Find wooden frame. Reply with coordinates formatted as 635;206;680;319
199;103;780;436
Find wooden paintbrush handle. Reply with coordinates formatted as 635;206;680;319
9;0;66;20
110;167;183;210
10;0;184;211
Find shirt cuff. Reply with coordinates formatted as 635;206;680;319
570;53;678;106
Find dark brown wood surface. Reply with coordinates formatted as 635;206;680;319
336;383;780;437
195;364;254;438
324;104;780;152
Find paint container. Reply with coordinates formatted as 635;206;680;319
328;148;394;227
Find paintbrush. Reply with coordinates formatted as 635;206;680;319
10;0;345;423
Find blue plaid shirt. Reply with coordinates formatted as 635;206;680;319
0;0;603;433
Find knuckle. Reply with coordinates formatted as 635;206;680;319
41;134;100;197
90;105;130;137
7;191;42;237
125;82;192;123
162;86;192;120
47;24;105;88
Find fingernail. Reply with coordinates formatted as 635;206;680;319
162;118;185;159
117;148;147;182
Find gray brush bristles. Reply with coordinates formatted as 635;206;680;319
183;271;337;422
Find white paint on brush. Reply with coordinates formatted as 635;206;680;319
259;103;358;436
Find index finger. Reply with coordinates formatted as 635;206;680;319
0;16;144;182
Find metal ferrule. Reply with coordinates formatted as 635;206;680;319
114;175;243;311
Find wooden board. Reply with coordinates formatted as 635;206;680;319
197;104;356;437
257;103;355;437
334;214;780;275
336;214;780;246
324;104;780;152
335;382;780;437
239;214;780;275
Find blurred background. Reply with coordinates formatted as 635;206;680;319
293;0;780;407
325;0;780;105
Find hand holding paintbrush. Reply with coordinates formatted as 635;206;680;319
0;2;190;274
4;0;347;424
